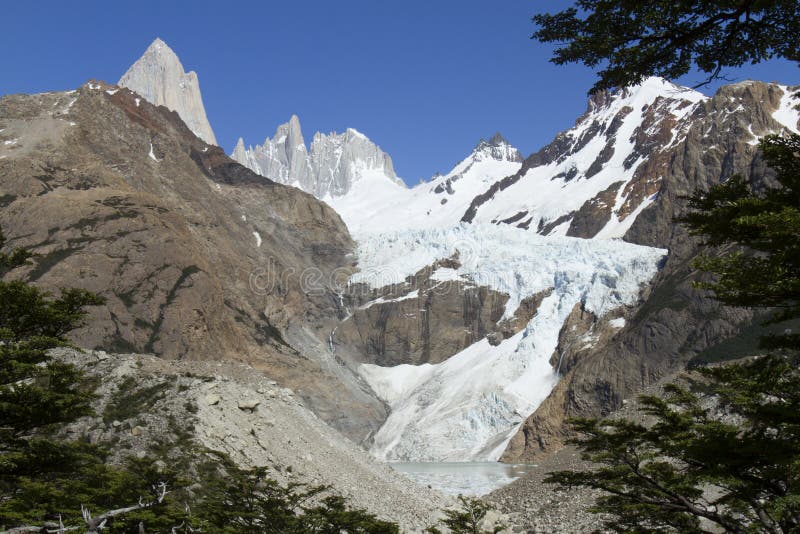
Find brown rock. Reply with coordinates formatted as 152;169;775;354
0;82;384;443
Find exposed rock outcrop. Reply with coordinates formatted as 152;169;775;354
333;256;545;367
119;38;218;145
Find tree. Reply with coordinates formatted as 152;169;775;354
532;1;800;93
682;134;800;350
0;228;190;530
544;135;800;531
200;457;399;533
546;364;800;532
425;495;503;534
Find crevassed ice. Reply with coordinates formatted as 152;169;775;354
353;224;666;462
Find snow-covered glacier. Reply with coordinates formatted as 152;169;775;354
351;224;666;461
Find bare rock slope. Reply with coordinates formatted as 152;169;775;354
54;347;451;532
0;81;386;442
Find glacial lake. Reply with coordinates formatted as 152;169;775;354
389;462;536;496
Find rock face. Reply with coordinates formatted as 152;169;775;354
119;38;218;145
232;116;403;198
335;257;512;367
0;81;388;442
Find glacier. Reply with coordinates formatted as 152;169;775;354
351;224;666;461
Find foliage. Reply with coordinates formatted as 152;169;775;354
2;448;192;531
681;134;800;350
544;133;800;530
546;359;800;532
532;1;800;93
426;495;503;534
0;228;31;277
0;228;192;530
199;457;399;533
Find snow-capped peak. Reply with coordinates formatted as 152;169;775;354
329;135;525;235
231;116;404;198
470;132;523;164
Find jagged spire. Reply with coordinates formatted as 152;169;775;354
231;116;404;197
119;38;217;145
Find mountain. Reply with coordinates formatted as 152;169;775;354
0;80;389;442
231;115;404;198
501;79;800;462
337;78;705;237
119;38;218;145
328;132;523;234
8;36;799;470
321;77;800;462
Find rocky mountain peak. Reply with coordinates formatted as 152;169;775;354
119;38;217;145
143;37;173;60
472;132;523;163
583;76;706;116
487;132;510;146
281;114;305;148
232;137;247;163
232;116;404;198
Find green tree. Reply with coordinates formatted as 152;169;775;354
0;228;190;531
543;135;800;531
546;364;800;532
682;134;800;349
533;1;800;93
199;457;399;533
426;495;503;534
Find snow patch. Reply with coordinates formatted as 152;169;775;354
359;290;420;310
609;317;626;328
253;231;262;248
773;86;800;134
148;143;159;162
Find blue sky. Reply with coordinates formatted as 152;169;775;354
2;1;797;184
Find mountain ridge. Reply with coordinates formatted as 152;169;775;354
232;114;404;199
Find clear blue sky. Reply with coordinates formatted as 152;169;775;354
2;1;797;185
